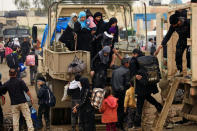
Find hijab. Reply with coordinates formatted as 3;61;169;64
93;12;103;24
99;46;111;64
68;13;77;29
78;11;87;29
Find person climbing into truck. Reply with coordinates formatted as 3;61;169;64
91;46;111;89
129;49;163;129
155;12;191;77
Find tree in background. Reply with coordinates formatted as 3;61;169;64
14;0;30;10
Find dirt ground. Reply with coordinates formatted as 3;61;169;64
1;62;197;131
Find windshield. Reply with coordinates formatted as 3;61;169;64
3;29;30;36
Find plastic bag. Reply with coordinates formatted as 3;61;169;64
68;56;86;74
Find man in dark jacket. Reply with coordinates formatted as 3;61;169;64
0;69;34;131
29;48;38;85
156;12;190;76
112;58;130;131
21;38;31;63
129;49;163;128
37;76;50;130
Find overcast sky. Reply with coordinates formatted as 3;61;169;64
0;0;191;11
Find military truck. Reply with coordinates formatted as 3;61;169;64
35;1;133;125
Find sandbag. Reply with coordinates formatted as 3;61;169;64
137;56;161;84
91;88;105;109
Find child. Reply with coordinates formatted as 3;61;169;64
124;81;136;129
37;76;51;130
85;9;97;33
100;87;118;131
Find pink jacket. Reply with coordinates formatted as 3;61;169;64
87;16;96;29
100;95;118;123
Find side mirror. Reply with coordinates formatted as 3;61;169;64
32;26;37;43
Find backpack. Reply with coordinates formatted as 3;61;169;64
26;55;35;66
91;88;105;109
137;56;161;84
6;53;17;68
45;88;56;107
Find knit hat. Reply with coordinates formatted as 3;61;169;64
37;76;46;82
170;14;179;25
109;27;116;34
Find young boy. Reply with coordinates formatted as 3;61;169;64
124;81;136;130
37;76;50;130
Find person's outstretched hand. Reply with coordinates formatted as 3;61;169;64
154;45;163;56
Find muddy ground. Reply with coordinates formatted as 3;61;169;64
0;62;197;131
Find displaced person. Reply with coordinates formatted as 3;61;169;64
67;74;82;131
0;42;5;64
100;87;118;131
59;13;78;51
124;81;136;129
21;38;31;63
37;76;51;130
112;58;130;131
91;46;111;89
155;13;190;76
0;69;34;131
75;11;92;51
147;38;154;53
85;9;97;32
72;77;95;131
91;12;105;59
129;49;163;128
104;17;119;49
29;48;38;85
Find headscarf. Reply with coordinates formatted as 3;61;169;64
93;12;103;24
99;46;111;64
78;11;87;29
109;17;118;26
68;13;77;29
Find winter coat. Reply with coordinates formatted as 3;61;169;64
91;53;108;72
100;95;118;123
21;41;31;55
124;87;136;108
59;26;75;51
37;84;49;105
112;66;130;93
74;21;92;51
104;24;119;49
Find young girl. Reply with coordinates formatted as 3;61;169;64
100;87;118;131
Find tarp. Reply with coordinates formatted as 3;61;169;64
41;17;70;48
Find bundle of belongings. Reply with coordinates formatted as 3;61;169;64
91;88;105;109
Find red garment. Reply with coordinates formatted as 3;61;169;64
100;95;118;123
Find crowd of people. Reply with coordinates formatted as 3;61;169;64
0;5;194;131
